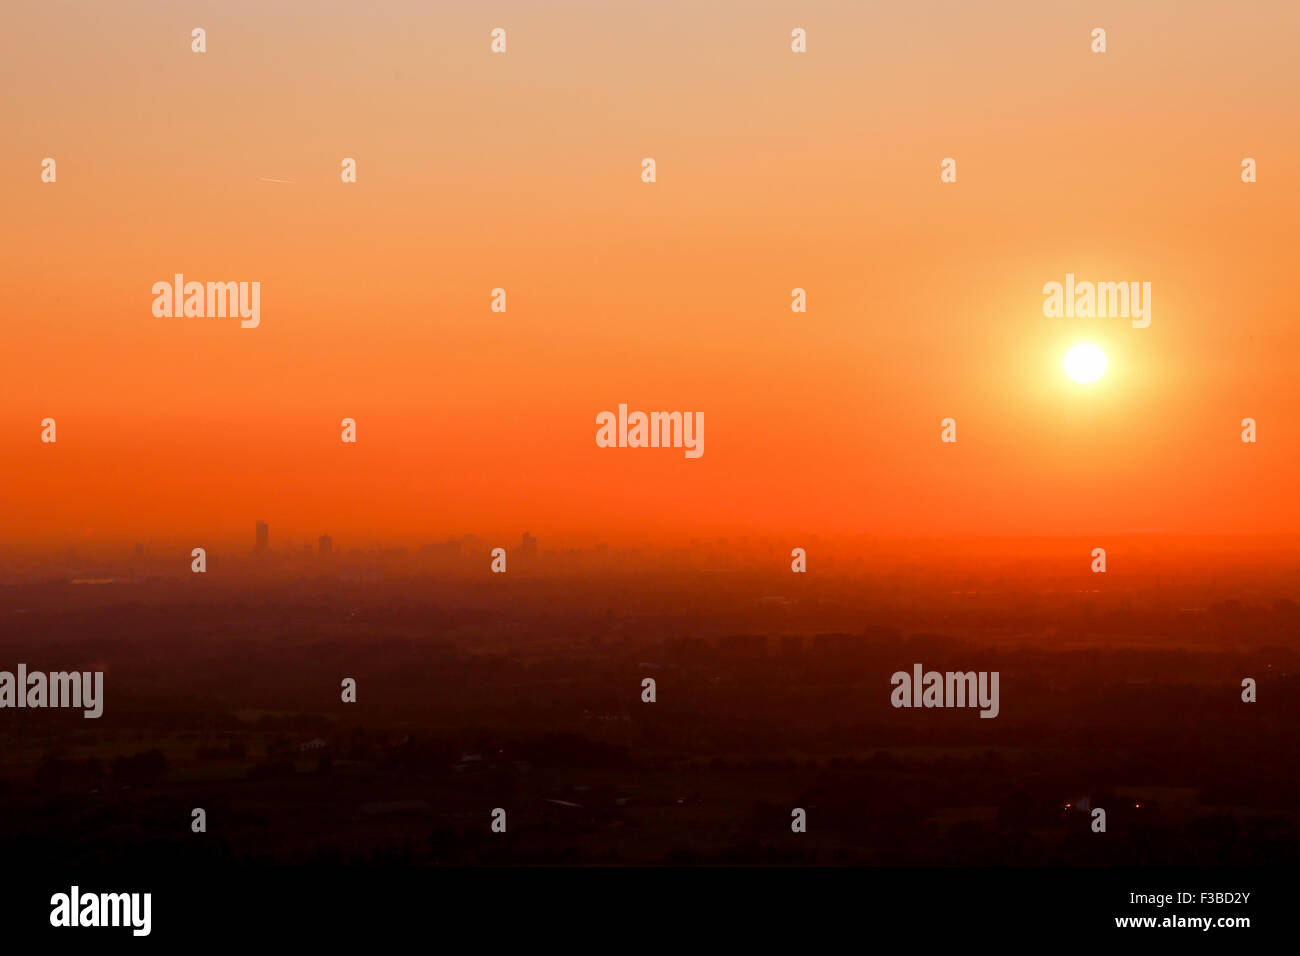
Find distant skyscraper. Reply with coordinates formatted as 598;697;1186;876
521;531;538;560
319;535;333;555
255;520;269;553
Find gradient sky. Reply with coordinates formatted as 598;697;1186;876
3;1;1299;550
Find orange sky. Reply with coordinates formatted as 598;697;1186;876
3;1;1299;550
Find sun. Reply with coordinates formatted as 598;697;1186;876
1064;343;1107;383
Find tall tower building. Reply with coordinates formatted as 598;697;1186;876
318;535;333;555
255;520;269;554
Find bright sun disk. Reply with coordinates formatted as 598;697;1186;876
1064;343;1107;383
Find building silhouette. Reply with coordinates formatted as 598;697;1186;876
319;535;333;555
255;520;269;554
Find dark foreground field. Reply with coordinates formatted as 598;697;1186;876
2;572;1296;869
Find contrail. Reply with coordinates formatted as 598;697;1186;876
258;177;295;184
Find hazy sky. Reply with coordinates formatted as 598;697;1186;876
3;1;1299;548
